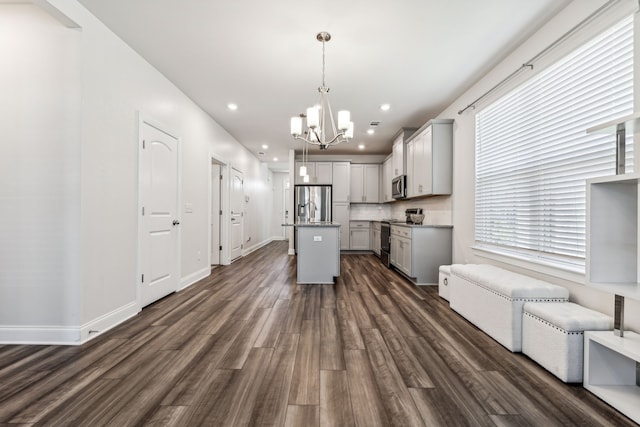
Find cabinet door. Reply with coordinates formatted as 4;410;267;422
402;237;412;276
333;202;350;250
396;238;405;271
392;136;404;177
350;164;365;203
315;162;333;184
364;164;380;203
372;228;381;255
383;157;393;202
414;127;432;196
422;127;433;195
332;162;351;202
350;228;370;250
413;132;426;196
390;235;398;266
406;141;415;198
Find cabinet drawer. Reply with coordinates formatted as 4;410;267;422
350;221;370;229
391;225;411;239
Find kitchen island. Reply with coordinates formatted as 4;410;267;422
295;223;341;284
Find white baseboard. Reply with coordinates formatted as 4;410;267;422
243;237;273;256
180;266;211;291
0;301;140;346
0;325;82;345
80;301;140;344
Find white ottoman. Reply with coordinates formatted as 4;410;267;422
438;265;451;301
522;302;612;383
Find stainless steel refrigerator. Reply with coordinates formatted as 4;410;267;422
294;185;332;223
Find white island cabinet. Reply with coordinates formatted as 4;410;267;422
295;223;340;284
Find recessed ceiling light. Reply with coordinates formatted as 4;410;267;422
367;129;375;135
227;103;238;111
262;144;269;149
273;157;278;162
358;144;365;150
380;104;390;111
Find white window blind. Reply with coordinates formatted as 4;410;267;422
475;16;633;270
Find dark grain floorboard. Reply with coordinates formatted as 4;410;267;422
0;242;636;426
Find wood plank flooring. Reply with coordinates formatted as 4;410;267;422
0;240;636;426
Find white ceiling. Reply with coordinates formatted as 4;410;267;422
77;0;570;165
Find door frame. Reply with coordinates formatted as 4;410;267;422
209;151;231;265
136;112;182;310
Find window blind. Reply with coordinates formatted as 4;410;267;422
475;16;633;269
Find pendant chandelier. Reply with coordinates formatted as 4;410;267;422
290;32;354;150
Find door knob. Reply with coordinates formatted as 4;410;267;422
172;220;180;226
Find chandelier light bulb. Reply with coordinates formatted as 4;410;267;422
345;122;354;139
306;107;319;129
290;117;302;136
338;110;350;131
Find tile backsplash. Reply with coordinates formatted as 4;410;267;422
349;204;392;221
348;195;452;225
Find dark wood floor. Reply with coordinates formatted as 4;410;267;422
0;241;636;426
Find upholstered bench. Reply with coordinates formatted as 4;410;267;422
449;264;569;352
438;265;451;301
522;302;612;383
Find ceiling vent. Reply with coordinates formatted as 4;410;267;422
370;121;381;127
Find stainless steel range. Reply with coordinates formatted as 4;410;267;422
380;221;391;267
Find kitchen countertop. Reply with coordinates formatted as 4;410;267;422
282;222;341;227
355;219;452;228
390;223;453;229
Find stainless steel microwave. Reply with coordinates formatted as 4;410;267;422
392;175;406;199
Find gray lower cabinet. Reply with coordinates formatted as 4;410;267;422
349;221;370;250
333;202;350;250
390;224;452;285
371;222;381;256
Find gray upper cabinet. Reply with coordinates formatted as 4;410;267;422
382;156;393;202
405;119;453;198
315;162;333;184
350;164;379;203
391;128;417;178
294;161;333;184
332;162;351;202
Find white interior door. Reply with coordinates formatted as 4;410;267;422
139;120;180;307
211;163;221;265
230;168;244;261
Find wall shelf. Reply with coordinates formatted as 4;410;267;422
586;172;640;300
584;331;640;425
586;112;640;135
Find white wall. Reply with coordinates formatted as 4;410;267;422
435;0;640;331
0;1;272;343
270;172;289;239
0;4;82;341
